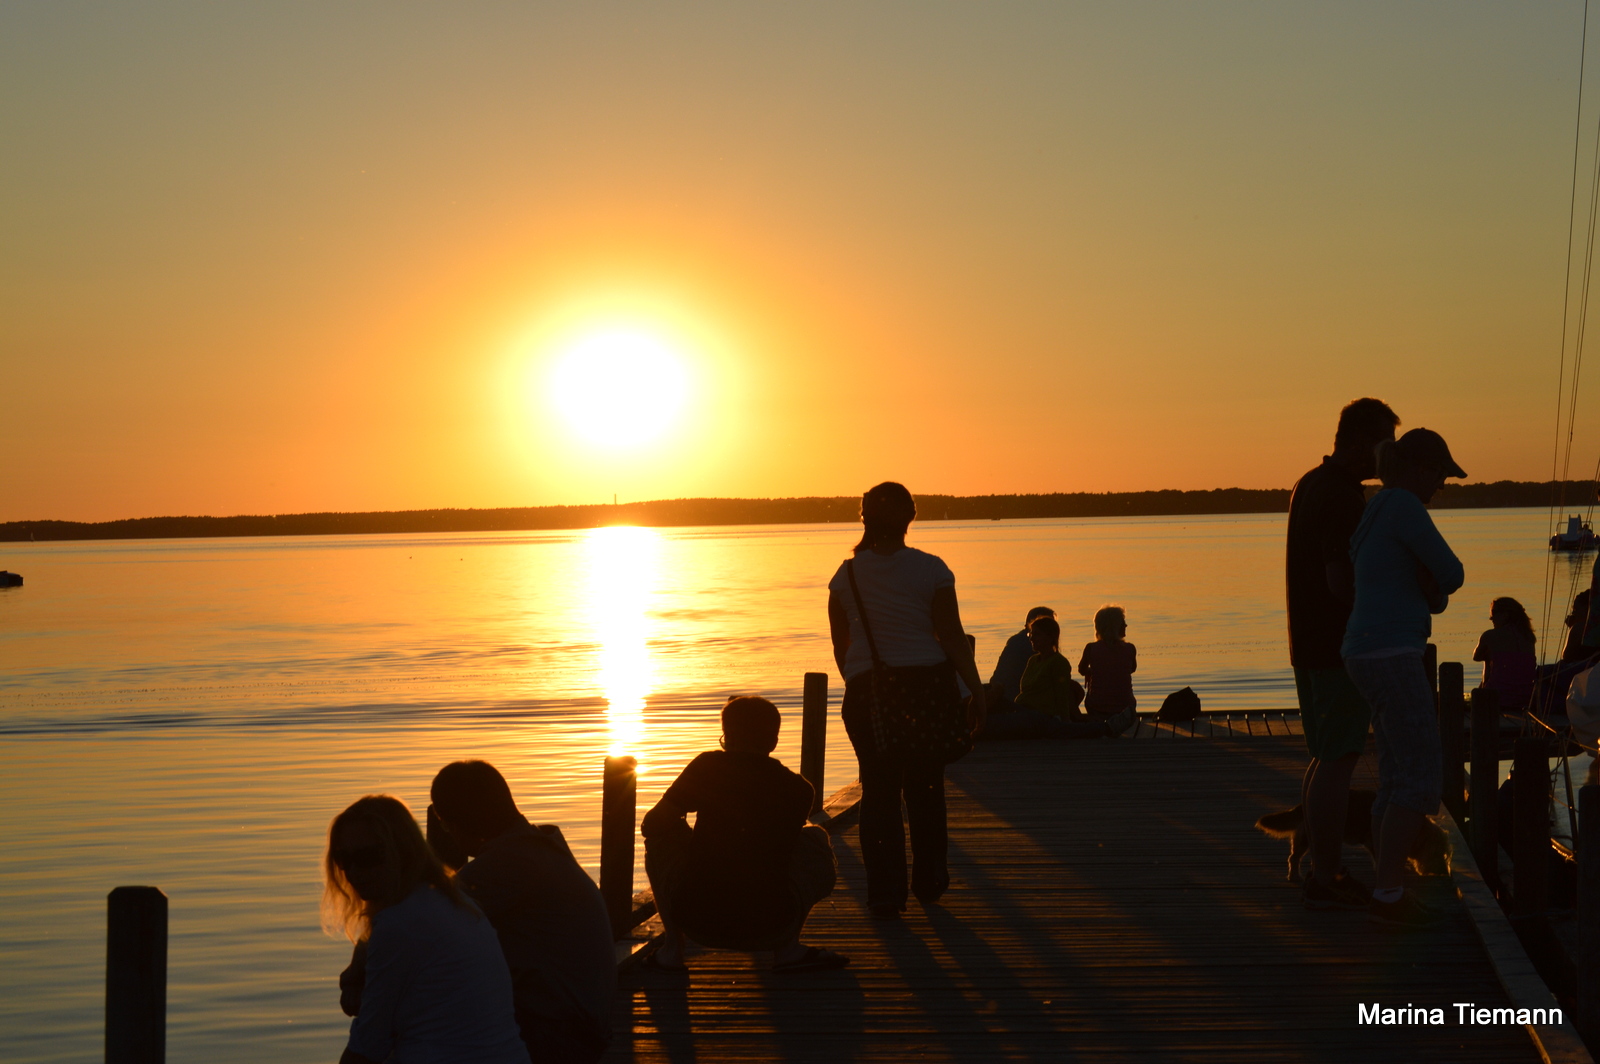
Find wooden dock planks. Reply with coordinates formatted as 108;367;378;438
608;736;1541;1062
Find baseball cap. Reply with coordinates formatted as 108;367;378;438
1394;428;1467;479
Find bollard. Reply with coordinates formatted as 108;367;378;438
1513;737;1550;917
1577;785;1600;1038
1438;662;1466;822
801;672;828;815
106;886;166;1064
1424;643;1438;711
1469;687;1500;883
599;756;637;938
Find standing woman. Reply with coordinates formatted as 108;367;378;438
827;482;986;919
1341;430;1466;930
325;795;530;1064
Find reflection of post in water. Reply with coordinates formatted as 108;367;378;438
584;526;660;754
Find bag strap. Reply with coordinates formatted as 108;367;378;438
844;559;886;669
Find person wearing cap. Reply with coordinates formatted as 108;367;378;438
1285;398;1398;911
1342;427;1467;930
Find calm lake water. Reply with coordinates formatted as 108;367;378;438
0;510;1589;1061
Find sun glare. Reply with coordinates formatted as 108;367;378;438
584;524;660;754
549;328;690;448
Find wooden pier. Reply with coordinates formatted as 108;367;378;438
605;725;1570;1062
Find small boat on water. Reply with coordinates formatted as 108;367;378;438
0;571;22;588
1550;515;1597;552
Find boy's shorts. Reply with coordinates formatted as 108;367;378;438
1295;667;1372;760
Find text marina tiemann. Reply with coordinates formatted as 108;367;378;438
1358;1003;1562;1026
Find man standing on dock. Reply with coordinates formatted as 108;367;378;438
1286;397;1399;909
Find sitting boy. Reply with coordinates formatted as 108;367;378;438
642;696;846;972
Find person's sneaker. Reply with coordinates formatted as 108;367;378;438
1329;869;1371;906
1103;706;1137;737
1303;873;1366;911
1368;890;1447;931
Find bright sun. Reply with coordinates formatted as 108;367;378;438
548;328;690;448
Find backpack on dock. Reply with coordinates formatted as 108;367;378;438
1156;687;1201;722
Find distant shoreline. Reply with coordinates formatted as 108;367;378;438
2;481;1594;543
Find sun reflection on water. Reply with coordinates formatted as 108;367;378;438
583;525;659;754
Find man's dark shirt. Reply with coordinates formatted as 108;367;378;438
658;750;812;892
454;819;615;1048
1286;455;1366;670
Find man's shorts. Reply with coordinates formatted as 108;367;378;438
1295;666;1372;760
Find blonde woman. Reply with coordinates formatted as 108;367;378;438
324;795;529;1064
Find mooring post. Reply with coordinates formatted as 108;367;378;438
1513;737;1550;917
801;672;828;815
1438;662;1466;822
1423;642;1438;710
1469;687;1500;882
599;755;637;938
106;885;166;1064
1577;784;1600;1038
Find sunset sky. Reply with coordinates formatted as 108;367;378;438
5;3;1600;522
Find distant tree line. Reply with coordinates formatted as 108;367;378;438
3;480;1595;543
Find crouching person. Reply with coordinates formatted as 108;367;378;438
642;696;847;973
429;761;616;1064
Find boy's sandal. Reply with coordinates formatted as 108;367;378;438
638;951;687;973
772;946;850;974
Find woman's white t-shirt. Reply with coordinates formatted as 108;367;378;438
828;547;956;679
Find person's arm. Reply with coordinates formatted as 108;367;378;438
343;917;406;1064
1473;632;1492;662
338;940;367;1018
827;590;851;677
1324;560;1355;606
931;585;986;727
642;794;689;840
1077;645;1091;678
1398;498;1465;598
1127;644;1137;675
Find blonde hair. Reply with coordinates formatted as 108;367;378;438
1093;605;1127;642
321;794;470;943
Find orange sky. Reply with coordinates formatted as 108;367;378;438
5;3;1600;522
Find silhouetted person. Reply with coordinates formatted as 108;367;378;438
988;606;1056;705
1344;428;1466;930
1564;588;1600;664
1286;396;1399;910
1474;597;1537;712
429;761;616;1064
827;482;986;918
324;795;530;1064
642;696;845;971
1077;605;1137;735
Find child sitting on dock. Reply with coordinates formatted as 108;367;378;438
1473;597;1538;711
641;696;846;973
981;617;1109;740
1078;605;1138;735
987;606;1057;706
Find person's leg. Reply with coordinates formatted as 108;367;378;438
643;816;693;966
1305;666;1372;885
1306;752;1360;881
1348;653;1440;898
842;683;908;911
773;825;842;966
903;759;949;903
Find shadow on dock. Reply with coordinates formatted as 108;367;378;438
607;737;1544;1062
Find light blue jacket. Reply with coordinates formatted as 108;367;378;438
1342;488;1465;658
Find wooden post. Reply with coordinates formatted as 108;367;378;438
106;886;166;1064
1438;662;1466;822
600;755;637;938
1577;785;1600;1038
1423;643;1438;711
1513;737;1550;917
1469;687;1500;882
801;672;828;815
